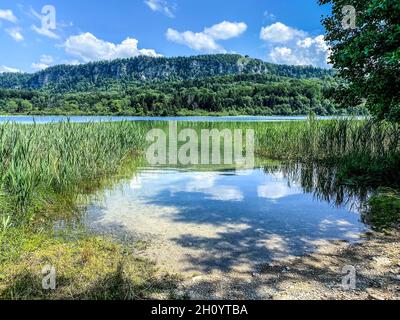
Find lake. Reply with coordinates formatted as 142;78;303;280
0;115;365;123
85;162;368;275
4;116;369;276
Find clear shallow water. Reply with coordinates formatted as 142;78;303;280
0;115;364;123
85;166;368;273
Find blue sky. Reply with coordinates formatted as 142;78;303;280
0;0;332;73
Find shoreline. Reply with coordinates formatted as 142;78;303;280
165;230;399;300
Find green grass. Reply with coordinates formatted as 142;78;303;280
363;188;400;230
254;118;400;189
0;121;183;300
0;228;181;300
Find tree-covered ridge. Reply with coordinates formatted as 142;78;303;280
0;54;334;92
0;54;357;116
0;73;32;90
0;73;367;116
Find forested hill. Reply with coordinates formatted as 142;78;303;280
0;54;365;117
0;54;333;92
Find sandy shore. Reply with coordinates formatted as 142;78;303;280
142;230;400;300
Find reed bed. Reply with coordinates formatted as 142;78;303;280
174;118;400;162
0;121;148;224
254;118;400;161
1;118;399;225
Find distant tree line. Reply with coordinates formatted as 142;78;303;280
0;74;367;116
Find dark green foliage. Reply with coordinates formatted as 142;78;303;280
0;76;353;116
0;54;334;91
320;0;400;121
364;188;400;229
0;54;351;116
336;153;400;187
0;76;365;116
0;73;31;89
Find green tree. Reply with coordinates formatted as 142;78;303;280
18;100;33;113
109;99;123;113
320;0;400;121
6;100;18;113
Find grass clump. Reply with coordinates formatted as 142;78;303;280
0;228;181;300
363;188;400;230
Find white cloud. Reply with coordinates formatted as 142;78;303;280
166;21;247;53
6;27;24;42
177;173;244;202
204;21;247;40
166;28;223;52
62;59;82;66
269;36;331;68
185;173;218;192
0;9;17;23
63;33;162;63
28;6;71;39
207;186;244;202
31;55;54;71
31;63;50;71
297;37;313;48
27;6;42;20
299;35;329;53
31;25;59;39
260;22;331;68
257;181;302;200
40;55;54;65
28;7;59;39
269;47;303;65
0;65;20;73
144;0;175;18
260;22;305;43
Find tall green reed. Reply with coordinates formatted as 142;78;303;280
1;118;399;225
0;121;148;224
255;118;400;161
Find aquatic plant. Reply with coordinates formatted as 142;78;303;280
0;121;148;225
363;188;400;230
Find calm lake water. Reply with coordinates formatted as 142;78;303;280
12;114;367;273
85;164;368;273
0;115;364;123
